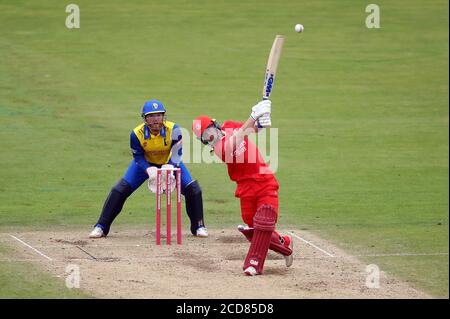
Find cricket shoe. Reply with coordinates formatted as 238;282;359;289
237;225;250;232
89;225;105;238
244;266;258;276
284;235;294;267
196;226;208;237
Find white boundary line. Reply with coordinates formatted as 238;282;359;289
8;234;53;261
288;231;335;257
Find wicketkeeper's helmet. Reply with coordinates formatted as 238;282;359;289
141;100;166;118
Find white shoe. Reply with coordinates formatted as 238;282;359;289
244;266;258;276
89;226;105;238
237;225;249;232
284;236;294;267
196;226;208;237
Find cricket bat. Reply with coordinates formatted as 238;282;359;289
259;35;285;128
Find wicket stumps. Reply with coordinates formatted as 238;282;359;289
156;167;182;245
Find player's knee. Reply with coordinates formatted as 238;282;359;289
253;205;276;232
112;178;133;198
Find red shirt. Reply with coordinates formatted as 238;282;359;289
214;121;276;185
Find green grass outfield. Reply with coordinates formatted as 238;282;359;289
0;244;89;298
0;0;448;298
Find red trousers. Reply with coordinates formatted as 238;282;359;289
236;178;279;227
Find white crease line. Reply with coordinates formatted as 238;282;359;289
288;231;335;258
11;244;150;249
8;234;53;261
354;252;449;257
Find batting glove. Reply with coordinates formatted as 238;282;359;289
257;113;272;128
250;100;271;120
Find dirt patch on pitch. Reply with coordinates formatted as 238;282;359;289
1;227;430;298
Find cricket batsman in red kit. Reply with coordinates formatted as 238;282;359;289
193;99;294;276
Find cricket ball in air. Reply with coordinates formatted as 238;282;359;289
295;24;304;33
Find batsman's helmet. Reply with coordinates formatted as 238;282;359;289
193;115;222;145
141;100;166;118
192;115;214;138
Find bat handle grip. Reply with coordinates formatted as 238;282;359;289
258;96;271;127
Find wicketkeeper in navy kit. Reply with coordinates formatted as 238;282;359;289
89;99;208;238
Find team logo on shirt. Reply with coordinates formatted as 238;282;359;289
233;140;247;157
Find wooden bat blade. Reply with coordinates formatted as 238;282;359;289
262;35;285;99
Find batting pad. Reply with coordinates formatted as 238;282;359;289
239;227;292;257
243;205;276;274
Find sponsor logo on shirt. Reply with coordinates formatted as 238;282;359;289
233;140;247;157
